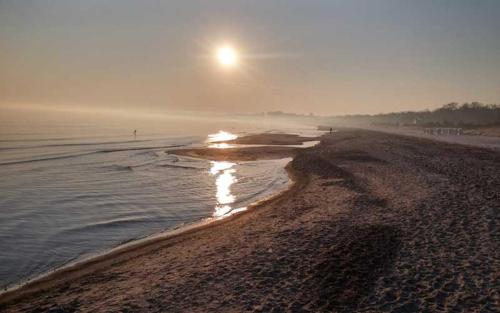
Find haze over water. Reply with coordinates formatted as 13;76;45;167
0;107;314;288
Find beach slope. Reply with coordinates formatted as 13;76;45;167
1;130;499;312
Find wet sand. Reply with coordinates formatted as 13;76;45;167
1;130;499;312
226;133;319;145
173;133;317;161
173;146;299;161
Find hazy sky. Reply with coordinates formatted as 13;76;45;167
1;0;499;115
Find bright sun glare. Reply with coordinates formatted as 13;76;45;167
216;45;238;67
207;130;238;143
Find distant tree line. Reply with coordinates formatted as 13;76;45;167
234;102;500;128
331;102;500;127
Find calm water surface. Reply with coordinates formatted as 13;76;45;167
0;111;317;288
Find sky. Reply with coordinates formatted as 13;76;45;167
1;0;500;115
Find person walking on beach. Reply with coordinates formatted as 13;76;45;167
134;129;137;140
330;127;332;133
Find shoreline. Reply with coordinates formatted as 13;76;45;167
0;163;305;306
2;129;498;312
0;133;312;306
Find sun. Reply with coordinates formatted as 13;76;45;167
216;45;238;67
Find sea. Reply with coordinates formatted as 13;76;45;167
0;107;318;289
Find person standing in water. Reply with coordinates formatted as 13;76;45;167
134;129;137;140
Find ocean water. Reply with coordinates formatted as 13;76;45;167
0;108;317;289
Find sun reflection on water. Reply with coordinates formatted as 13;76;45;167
209;161;246;218
207;130;238;143
208;142;234;149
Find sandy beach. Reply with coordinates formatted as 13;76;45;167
366;125;500;151
1;129;499;312
173;145;298;161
